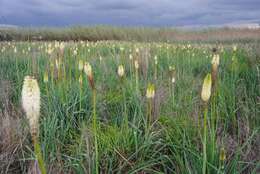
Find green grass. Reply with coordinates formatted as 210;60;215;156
0;41;259;173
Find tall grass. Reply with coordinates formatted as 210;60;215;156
0;40;259;173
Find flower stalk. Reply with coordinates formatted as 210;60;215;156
84;62;99;174
201;73;212;174
22;76;46;174
146;83;155;133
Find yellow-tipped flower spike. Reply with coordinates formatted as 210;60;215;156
84;62;95;90
55;59;60;69
233;45;237;52
146;83;155;99
84;62;92;78
219;147;226;161
129;54;133;60
134;60;139;69
154;55;158;65
21;76;41;137
201;73;212;102
79;74;83;86
73;49;77;56
78;60;84;71
171;77;176;84
43;71;48;83
211;54;220;66
117;65;125;77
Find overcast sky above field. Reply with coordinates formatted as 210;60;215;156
0;0;259;27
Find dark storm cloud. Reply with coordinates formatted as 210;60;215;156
0;0;259;27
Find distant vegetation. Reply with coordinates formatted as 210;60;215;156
1;26;260;43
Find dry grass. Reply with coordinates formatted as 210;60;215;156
0;80;28;174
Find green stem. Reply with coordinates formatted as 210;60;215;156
203;106;208;174
122;80;128;130
172;84;175;110
45;84;50;108
33;136;46;174
146;99;152;135
79;85;82;111
135;68;139;94
154;64;157;81
92;89;99;174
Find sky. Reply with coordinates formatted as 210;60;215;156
0;0;259;27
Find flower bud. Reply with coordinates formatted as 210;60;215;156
134;60;139;69
117;65;125;77
201;74;212;102
146;83;155;99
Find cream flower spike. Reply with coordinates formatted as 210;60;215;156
118;65;125;77
22;76;41;136
201;74;212;102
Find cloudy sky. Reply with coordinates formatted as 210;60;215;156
0;0;259;27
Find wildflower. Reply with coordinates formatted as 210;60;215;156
117;65;125;77
134;60;139;69
219;147;226;162
84;62;92;78
171;77;176;84
146;83;155;99
21;76;40;137
78;60;84;71
154;55;158;65
55;59;60;69
47;48;53;55
233;45;237;52
211;54;220;92
43;71;48;83
129;54;133;60
79;74;83;86
60;42;65;51
84;62;94;89
73;49;77;56
211;54;220;66
201;74;212;102
169;65;175;71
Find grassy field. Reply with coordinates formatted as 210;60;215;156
0;40;259;173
